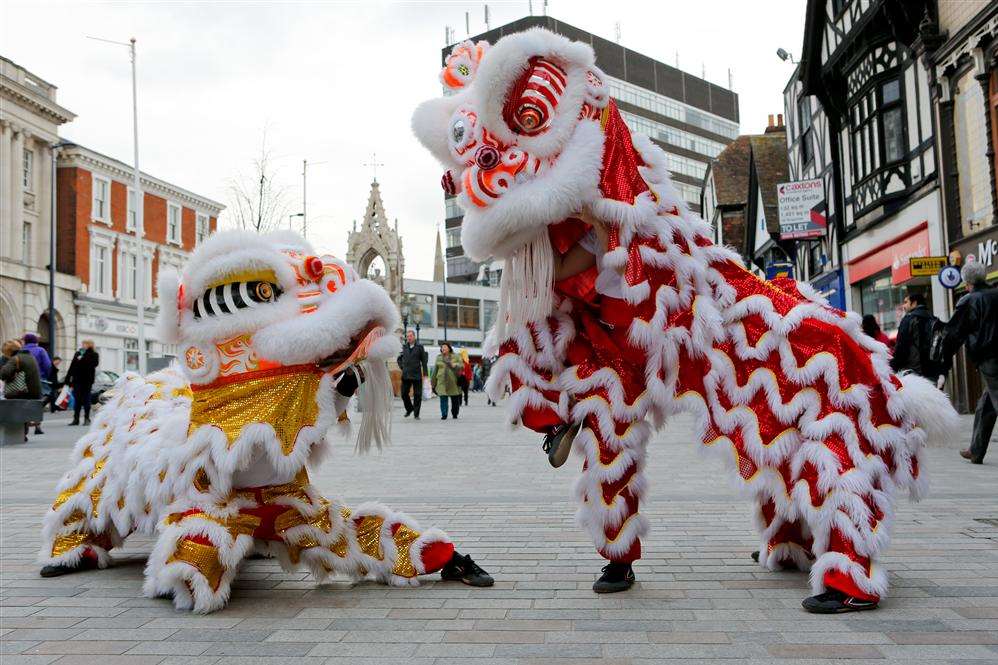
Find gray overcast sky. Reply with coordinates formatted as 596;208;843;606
3;0;805;279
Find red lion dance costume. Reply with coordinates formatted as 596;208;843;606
413;29;959;611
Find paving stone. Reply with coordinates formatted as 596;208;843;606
3;407;996;665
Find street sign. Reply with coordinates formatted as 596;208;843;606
938;265;962;289
909;256;947;277
777;178;826;240
765;261;794;280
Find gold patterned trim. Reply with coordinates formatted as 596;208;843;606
354;515;385;561
167;539;224;591
390;525;420;578
163;511;261;537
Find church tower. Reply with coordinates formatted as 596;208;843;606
346;179;404;307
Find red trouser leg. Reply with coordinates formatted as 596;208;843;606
757;498;813;570
822;528;880;602
577;413;646;564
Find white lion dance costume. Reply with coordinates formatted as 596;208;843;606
413;29;959;610
39;230;485;613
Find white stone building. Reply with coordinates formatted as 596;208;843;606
0;56;79;357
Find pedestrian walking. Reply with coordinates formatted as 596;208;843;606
431;342;463;420
941;261;998;464
397;329;427;419
459;349;473;406
890;291;944;384
47;356;62;413
21;333;52;433
1;339;43;441
861;314;893;352
65;340;99;426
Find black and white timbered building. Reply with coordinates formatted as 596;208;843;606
793;0;948;332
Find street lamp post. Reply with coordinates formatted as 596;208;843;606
289;212;304;231
87;35;146;374
300;160;328;241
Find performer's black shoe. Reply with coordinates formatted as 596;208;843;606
40;555;99;578
542;422;580;468
441;552;494;587
403;410;412;418
593;562;635;593
802;589;878;614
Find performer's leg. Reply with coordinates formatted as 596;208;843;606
574;413;649;592
272;487;463;587
803;485;888;613
753;497;813;571
39;453;120;576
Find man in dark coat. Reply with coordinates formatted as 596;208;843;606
397;330;428;419
942;261;998;464
65;340;99;426
890;291;943;383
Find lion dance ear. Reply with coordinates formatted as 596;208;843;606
155;268;183;345
440;40;490;90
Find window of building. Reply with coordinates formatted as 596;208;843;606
123;251;138;301
167;203;182;244
22;149;33;191
487;268;502;287
196;213;209;244
90;241;113;297
127;189;138;232
849;74;905;186
437;296;480;329
798;96;814;166
619;109;727;158
858;269;930;334
21;221;31;263
401;293;434;328
880;78;904;164
954;68;994;236
606;76;739;139
123;339;151;372
482;300;498;331
444;196;463;220
445;226;462;248
92;176;111;223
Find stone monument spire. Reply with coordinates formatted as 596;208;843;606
346;180;404;307
433;229;445;282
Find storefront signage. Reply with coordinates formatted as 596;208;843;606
909;256;947;277
950;226;998;285
847;222;931;286
777;178;826;240
938;265;962;289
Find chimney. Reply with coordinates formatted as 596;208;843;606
768;114;774;128
777;113;784;127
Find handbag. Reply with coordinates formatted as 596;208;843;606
4;357;29;398
422;375;433;400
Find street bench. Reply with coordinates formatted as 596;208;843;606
0;399;44;446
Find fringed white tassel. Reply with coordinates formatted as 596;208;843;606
354;359;392;455
496;233;555;341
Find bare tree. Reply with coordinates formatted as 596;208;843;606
224;128;291;234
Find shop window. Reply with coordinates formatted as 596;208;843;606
858;269;932;335
437;296;480;330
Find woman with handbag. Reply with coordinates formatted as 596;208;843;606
1;340;43;441
431;342;463;420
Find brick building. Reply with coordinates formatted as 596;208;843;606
56;144;223;374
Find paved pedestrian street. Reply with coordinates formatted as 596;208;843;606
2;398;997;665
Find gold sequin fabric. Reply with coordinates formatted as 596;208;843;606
50;531;111;557
188;368;322;455
354;515;386;561
390;525;420;577
168;539;224;591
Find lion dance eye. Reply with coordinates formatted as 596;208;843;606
502;57;566;136
255;282;275;301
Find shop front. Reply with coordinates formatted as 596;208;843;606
948;225;998;413
845;221;936;335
